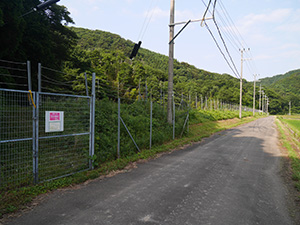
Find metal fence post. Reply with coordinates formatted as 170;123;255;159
35;92;39;183
150;100;152;149
31;90;39;184
38;63;41;93
117;98;121;158
173;92;175;140
85;72;89;97
89;73;96;169
32;91;37;184
27;61;31;91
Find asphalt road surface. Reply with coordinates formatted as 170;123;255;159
5;116;296;225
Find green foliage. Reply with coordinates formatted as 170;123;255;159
65;27;260;110
89;154;99;168
94;99;180;164
261;70;300;114
0;1;77;89
189;109;252;124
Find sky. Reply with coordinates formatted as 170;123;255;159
61;0;300;81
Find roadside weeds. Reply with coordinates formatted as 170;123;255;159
275;118;300;224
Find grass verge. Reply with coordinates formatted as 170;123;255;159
0;114;263;219
276;118;300;193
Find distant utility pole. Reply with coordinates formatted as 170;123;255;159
262;91;265;113
239;48;251;119
167;0;175;124
266;96;269;115
289;101;291;115
259;84;262;114
239;49;247;118
253;74;259;116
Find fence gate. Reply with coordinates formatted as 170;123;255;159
0;74;95;189
36;91;94;183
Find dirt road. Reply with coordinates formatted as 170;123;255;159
5;116;296;225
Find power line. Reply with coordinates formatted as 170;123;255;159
137;0;159;41
201;0;240;78
204;21;240;78
200;0;260;78
212;14;240;77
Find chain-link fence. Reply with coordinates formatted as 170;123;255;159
0;60;96;190
1;58;259;191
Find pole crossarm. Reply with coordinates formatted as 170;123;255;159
169;18;214;44
169;18;213;26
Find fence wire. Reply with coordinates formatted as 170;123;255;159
0;89;34;190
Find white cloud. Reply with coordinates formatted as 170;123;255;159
143;7;201;24
255;54;275;60
242;8;291;26
235;8;292;37
144;7;169;20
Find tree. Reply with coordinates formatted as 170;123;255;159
0;0;77;89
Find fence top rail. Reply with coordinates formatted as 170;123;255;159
0;88;30;94
39;91;91;99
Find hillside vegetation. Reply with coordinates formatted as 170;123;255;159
260;70;300;113
65;27;257;108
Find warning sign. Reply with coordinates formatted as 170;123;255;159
45;111;64;132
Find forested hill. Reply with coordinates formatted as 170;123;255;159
67;27;258;109
260;70;300;112
260;69;300;92
69;27;300;114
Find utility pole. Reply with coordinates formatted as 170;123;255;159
239;48;251;119
167;0;175;124
167;0;213;122
289;101;291;115
259;84;262;114
267;97;269;115
239;49;244;119
262;91;265;113
253;74;258;116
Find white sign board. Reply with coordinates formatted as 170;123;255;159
45;111;64;132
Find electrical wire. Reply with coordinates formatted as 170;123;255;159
200;0;260;78
212;1;240;77
217;0;244;48
137;0;159;41
201;0;240;78
204;21;240;78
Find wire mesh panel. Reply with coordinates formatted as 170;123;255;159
37;93;91;182
0;89;34;190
